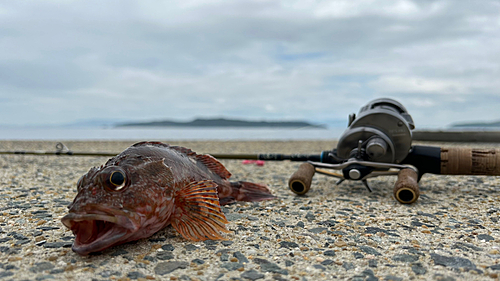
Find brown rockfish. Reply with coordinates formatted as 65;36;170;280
61;141;275;255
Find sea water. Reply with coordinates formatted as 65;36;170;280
0;126;346;141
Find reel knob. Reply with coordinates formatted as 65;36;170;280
288;163;316;195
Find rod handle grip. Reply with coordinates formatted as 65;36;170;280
441;148;500;175
288;163;316;195
393;168;420;204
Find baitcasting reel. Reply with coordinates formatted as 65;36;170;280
288;98;421;203
286;98;500;204
337;98;414;164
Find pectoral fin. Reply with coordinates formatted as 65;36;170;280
171;180;230;241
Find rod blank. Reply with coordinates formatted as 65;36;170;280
0;151;116;157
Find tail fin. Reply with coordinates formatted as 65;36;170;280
223;181;276;205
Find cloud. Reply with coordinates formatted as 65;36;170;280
369;76;467;94
310;0;425;19
0;0;499;128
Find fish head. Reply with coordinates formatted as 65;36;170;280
61;155;175;255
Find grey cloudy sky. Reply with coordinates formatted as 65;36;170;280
1;0;499;128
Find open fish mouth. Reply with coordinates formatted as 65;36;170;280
61;207;140;255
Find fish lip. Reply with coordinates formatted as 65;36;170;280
61;205;141;255
61;213;137;231
62;203;139;231
70;223;129;256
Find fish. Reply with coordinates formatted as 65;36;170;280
61;141;275;255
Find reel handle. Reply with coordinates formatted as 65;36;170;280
288;163;316;195
441;147;500;175
393;168;419;204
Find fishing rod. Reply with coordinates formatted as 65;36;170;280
0;143;323;160
218;98;500;204
2;98;499;204
0;143;117;157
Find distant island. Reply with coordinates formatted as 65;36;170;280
118;118;326;128
451;120;500;128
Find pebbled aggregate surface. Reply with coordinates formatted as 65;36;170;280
0;140;499;280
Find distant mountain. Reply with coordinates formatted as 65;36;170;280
118;118;326;128
451;120;500;128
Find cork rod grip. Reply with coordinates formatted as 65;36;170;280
288;163;316;195
441;148;500;175
393;168;419;204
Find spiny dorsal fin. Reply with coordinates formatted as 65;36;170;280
168;145;197;157
132;141;170;148
171;180;230;241
168;145;231;179
132;142;231;179
132;142;197;157
195;154;232;179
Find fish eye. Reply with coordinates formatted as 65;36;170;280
109;171;126;190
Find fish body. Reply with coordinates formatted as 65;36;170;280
61;141;275;255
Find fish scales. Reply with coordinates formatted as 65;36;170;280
61;141;275;255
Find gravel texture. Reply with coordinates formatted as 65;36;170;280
0;140;499;281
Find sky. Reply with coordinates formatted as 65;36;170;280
0;0;499;129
